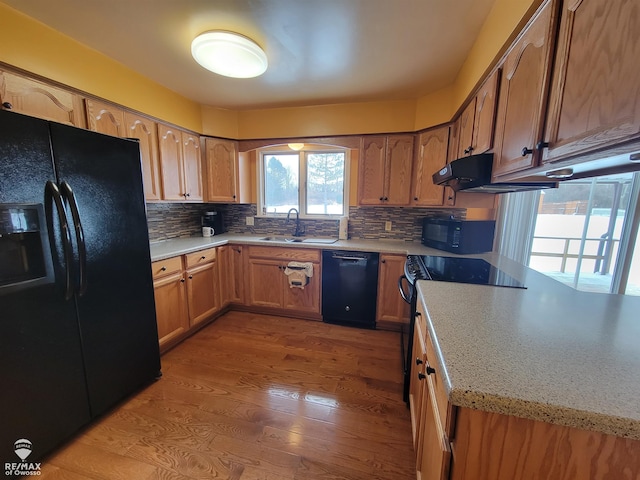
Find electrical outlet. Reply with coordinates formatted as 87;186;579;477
246;216;255;226
385;221;392;232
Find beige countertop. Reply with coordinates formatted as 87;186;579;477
149;234;640;440
418;253;640;440
149;233;443;261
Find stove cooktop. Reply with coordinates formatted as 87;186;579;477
408;255;526;289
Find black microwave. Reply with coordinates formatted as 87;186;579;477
421;218;495;254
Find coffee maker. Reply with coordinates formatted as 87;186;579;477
201;211;223;235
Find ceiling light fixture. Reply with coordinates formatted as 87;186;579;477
288;143;305;151
191;31;268;78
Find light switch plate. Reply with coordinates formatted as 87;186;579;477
385;221;392;231
246;216;255;226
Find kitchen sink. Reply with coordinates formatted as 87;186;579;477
259;236;338;244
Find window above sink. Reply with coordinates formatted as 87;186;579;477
257;144;350;220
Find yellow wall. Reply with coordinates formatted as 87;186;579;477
0;3;202;132
232;100;417;139
1;0;538;138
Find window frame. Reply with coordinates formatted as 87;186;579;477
257;145;350;219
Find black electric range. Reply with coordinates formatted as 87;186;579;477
405;255;526;289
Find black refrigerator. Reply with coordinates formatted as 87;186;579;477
0;110;161;464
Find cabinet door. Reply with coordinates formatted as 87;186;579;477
247;258;284;308
358;136;387;205
412;127;448;206
158;123;186;200
409;319;427;450
473;69;500;155
385;135;414;205
229;245;246;304
542;0;640;163
376;254;410;327
182;132;203;201
85;99;125;137
153;272;189;348
186;262;219;326
205;137;239;203
492;0;556;178
456;99;476;158
123;112;162;201
282;263;321;313
418;383;452;480
0;71;86;127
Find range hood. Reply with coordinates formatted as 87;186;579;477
432;154;558;194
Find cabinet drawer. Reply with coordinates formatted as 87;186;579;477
151;256;183;279
248;246;320;262
185;247;217;268
426;330;452;436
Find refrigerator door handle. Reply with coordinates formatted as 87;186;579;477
45;180;74;300
60;181;87;297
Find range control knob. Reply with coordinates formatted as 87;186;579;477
345;305;350;312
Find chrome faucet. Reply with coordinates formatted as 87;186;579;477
286;208;305;237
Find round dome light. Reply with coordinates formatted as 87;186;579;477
191;31;268;78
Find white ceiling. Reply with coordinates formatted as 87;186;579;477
3;0;496;110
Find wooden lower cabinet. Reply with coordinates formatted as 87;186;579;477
419;382;451;480
246;246;321;315
152;268;189;349
376;253;409;330
185;261;219;326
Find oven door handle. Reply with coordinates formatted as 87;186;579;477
398;275;412;304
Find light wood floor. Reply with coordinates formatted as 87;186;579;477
40;311;415;479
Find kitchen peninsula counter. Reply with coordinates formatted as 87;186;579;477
417;252;640;441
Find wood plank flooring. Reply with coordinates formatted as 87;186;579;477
39;311;415;479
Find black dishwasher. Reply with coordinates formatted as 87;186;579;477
322;250;379;329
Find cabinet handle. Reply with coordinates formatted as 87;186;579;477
188;275;193;279
537;141;550;150
201;256;206;260
426;365;436;376
379;196;384;201
381;259;386;264
384;196;389;201
464;145;474;155
521;147;534;156
418;372;426;380
180;278;185;283
160;266;167;271
186;193;191;197
414;311;421;318
414;197;419;201
415;357;423;366
2;102;12;110
232;195;236;199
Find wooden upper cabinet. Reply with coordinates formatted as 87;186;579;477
158;124;186;201
86;100;162;202
358;134;413;206
124;112;162;201
85;98;124;136
412;126;449;206
182;132;203;201
0;71;86;127
158;123;202;202
472;69;500;155
204;137;239;203
456;99;476;159
358;136;387;205
542;0;640;164
386;135;414;205
492;0;558;178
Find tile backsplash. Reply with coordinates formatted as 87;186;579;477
146;202;465;242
